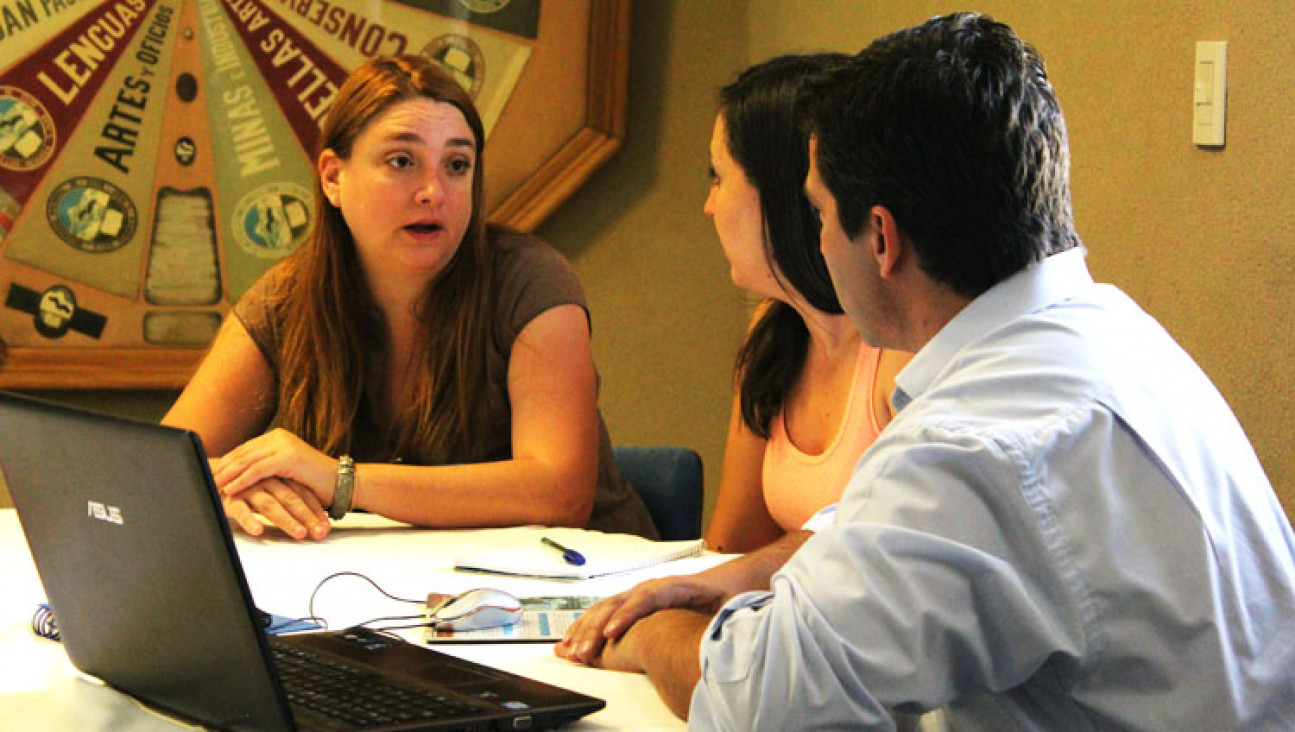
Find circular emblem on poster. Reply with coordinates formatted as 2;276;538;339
232;181;312;259
458;0;511;12
4;282;107;339
46;177;138;253
35;285;78;338
175;137;197;166
0;86;56;172
421;35;486;98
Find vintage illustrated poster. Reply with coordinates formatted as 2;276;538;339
0;0;572;384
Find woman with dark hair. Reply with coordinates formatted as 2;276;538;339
164;55;655;540
703;54;910;553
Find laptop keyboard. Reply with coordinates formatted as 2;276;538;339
273;643;482;728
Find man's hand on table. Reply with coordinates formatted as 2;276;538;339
554;574;729;664
555;529;813;665
564;606;711;721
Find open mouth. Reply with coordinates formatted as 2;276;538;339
404;222;443;234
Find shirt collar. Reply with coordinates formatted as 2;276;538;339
892;247;1093;411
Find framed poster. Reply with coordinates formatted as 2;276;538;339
0;0;630;388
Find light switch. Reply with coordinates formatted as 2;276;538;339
1193;41;1227;147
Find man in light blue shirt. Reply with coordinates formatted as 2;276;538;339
557;13;1295;730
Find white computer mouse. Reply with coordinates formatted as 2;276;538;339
431;588;523;632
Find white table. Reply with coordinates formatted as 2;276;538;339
0;509;729;730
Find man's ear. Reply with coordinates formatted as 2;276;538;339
868;205;905;279
318;150;342;208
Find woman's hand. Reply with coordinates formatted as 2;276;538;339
213;428;338;505
223;477;331;540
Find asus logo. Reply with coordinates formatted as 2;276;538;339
87;500;123;525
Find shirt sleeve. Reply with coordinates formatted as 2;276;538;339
689;423;1095;730
231;262;289;370
492;231;590;353
799;503;838;531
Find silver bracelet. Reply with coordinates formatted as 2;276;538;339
328;455;355;520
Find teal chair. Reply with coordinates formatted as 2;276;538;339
613;446;704;541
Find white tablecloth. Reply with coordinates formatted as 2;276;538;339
0;509;730;730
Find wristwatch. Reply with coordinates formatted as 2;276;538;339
329;455;356;520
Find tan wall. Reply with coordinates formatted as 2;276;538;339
6;1;1290;528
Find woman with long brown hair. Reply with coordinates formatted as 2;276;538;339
164;55;655;540
701;55;911;554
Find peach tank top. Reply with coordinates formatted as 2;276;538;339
762;344;885;531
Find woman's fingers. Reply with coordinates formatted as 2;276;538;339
223;480;331;540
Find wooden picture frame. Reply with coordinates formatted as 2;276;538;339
0;0;630;389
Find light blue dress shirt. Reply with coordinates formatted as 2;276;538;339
689;249;1295;731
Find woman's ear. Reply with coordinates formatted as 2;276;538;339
318;149;343;208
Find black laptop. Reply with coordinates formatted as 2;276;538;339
0;391;604;731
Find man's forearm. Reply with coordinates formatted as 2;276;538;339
706;529;811;594
623;608;711;719
594;532;812;718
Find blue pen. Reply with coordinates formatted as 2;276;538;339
541;536;586;566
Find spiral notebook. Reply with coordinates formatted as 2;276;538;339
453;527;707;581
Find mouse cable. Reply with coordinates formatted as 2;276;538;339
368;621;437;633
357;615;433;632
307;570;425;628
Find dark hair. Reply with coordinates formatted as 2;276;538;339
275;54;493;461
802;13;1081;299
721;53;849;438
